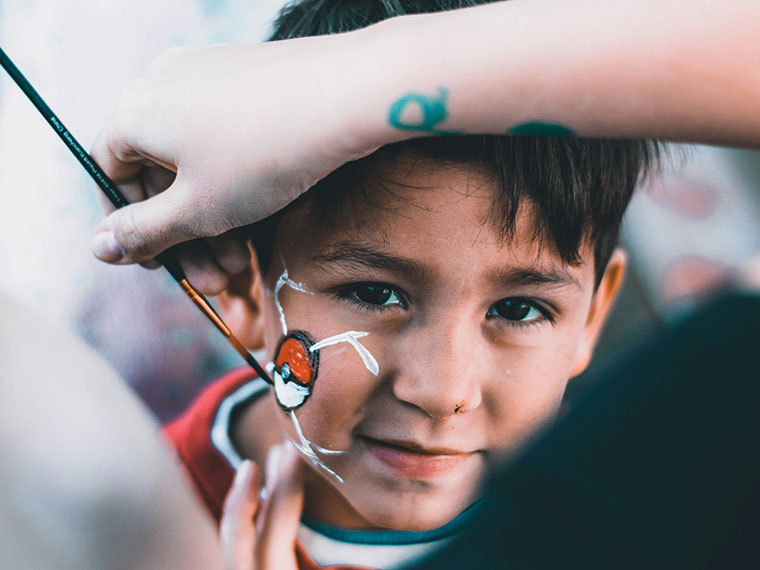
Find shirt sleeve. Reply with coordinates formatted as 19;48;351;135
164;367;258;523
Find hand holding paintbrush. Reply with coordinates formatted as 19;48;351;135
0;46;271;384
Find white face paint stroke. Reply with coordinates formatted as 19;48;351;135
309;331;380;376
290;410;346;457
273;267;313;335
311;443;345;455
289;410;345;484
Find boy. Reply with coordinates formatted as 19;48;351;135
165;1;658;568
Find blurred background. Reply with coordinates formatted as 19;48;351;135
1;0;759;422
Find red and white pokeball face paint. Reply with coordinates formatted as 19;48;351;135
272;331;319;411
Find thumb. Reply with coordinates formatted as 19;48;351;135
255;443;305;570
91;180;220;264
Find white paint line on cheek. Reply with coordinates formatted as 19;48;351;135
289;410;345;484
290;410;346;457
311;443;345;455
273;267;313;335
309;331;379;376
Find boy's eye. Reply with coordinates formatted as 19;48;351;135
349;283;405;307
487;298;546;324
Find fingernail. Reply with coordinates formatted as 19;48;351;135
92;231;124;262
235;459;253;483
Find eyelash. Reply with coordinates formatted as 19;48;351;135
335;282;408;313
486;297;556;329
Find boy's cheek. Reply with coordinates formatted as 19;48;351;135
289;365;378;444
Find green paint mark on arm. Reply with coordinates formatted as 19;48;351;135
387;87;460;135
509;121;576;136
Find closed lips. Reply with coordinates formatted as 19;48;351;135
362;437;473;456
360;436;477;479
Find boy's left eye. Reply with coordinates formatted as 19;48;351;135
487;298;547;324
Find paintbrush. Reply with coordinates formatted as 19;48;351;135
0;45;272;384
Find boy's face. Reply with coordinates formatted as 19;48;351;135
245;157;623;531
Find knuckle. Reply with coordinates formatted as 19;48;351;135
114;207;152;260
224;244;252;275
108;84;150;159
200;267;229;296
103;125;131;164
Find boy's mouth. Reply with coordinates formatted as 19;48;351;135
359;436;476;479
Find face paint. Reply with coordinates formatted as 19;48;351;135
271;331;318;411
267;263;382;485
269;265;380;409
289;410;345;483
309;331;379;376
273;267;313;335
269;331;346;484
270;330;381;413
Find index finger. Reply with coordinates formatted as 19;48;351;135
220;459;263;570
255;444;306;570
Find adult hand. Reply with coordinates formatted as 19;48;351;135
219;444;305;570
90;39;380;293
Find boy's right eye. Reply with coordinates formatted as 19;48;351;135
340;283;406;310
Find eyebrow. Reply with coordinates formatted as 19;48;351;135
313;243;437;283
488;266;582;290
315;242;581;290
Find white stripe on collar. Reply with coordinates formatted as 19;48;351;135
210;377;270;469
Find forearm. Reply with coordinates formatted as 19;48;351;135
88;0;758;267
344;0;760;148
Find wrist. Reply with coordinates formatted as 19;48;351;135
322;14;435;161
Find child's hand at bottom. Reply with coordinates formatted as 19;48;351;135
220;444;305;570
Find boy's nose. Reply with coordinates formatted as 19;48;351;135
391;319;483;420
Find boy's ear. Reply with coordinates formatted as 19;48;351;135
570;248;627;378
216;246;266;351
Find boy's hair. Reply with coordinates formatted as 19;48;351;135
251;0;659;286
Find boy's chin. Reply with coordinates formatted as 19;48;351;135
339;479;481;532
358;494;477;532
301;449;483;531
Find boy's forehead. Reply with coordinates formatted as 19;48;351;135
276;159;596;291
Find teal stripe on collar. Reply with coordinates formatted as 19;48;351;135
301;501;482;545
